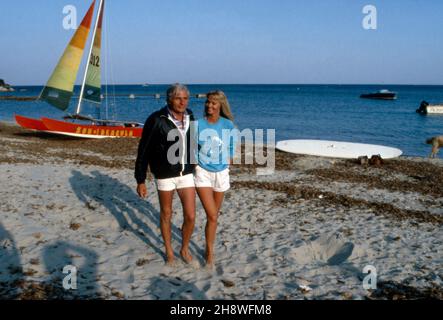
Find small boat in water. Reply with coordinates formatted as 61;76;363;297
360;89;397;100
0;79;14;92
416;101;443;115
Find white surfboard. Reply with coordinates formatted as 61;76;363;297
276;140;403;159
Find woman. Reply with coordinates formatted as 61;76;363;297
194;90;237;267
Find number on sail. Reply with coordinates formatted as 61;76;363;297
90;54;100;67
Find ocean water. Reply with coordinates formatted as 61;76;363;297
1;84;443;157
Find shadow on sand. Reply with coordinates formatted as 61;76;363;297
146;275;209;300
0;223;100;299
42;241;101;299
69;169;203;263
0;222;24;299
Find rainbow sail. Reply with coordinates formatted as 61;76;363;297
15;0;144;139
40;1;95;111
83;1;104;103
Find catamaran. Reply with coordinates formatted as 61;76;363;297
15;0;143;138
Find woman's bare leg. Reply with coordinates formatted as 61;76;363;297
213;191;225;214
197;187;221;266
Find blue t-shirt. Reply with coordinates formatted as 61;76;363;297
196;117;238;172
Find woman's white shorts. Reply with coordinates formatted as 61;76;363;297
194;166;230;192
155;173;195;191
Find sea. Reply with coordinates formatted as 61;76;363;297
1;84;443;157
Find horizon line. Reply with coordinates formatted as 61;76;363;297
7;83;443;87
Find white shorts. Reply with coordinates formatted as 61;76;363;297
194;166;230;192
155;174;195;192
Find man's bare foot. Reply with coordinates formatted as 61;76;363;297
205;252;214;267
204;261;215;271
165;261;177;267
180;249;193;264
165;252;175;266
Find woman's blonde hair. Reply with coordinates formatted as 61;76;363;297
205;90;234;122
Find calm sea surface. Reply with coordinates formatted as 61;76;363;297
1;84;443;157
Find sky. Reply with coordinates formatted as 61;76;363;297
1;0;443;85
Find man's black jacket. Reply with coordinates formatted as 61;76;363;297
134;106;196;183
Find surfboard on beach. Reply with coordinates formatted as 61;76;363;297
276;140;403;159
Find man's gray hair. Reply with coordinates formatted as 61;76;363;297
166;83;190;103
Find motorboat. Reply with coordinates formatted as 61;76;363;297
416;101;443;115
360;89;397;100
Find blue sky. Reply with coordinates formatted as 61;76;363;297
1;0;443;85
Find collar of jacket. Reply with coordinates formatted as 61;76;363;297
159;106;194;120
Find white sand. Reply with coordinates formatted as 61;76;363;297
0;122;442;299
1;157;442;299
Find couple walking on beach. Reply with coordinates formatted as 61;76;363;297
134;84;237;268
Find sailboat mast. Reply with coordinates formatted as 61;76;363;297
76;0;104;115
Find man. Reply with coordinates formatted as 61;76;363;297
135;84;196;265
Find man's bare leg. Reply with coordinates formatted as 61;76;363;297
177;187;196;263
158;190;175;264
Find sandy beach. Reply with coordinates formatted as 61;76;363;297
0;121;442;300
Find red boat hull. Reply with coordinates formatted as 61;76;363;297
41;117;143;138
15;114;49;131
15;114;143;138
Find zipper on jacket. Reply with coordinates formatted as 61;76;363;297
161;114;187;175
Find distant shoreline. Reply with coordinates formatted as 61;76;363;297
0;120;440;162
5;83;443;88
